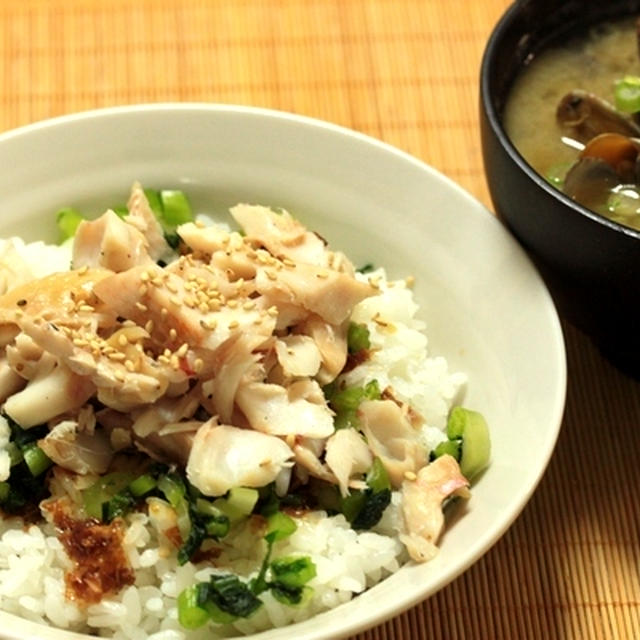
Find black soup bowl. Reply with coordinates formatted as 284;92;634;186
480;0;640;378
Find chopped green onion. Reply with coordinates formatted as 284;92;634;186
446;406;491;480
365;456;390;493
204;516;230;538
128;473;157;497
7;442;23;466
545;162;572;188
226;487;259;516
177;585;211;630
357;263;375;273
22;444;52;477
431;438;462;462
614;75;640;113
0;481;9;503
83;472;134;520
160;190;193;226
143;188;164;217
265;511;297;543
325;379;381;429
157;473;186;508
347;322;370;354
56;207;85;242
102;490;137;522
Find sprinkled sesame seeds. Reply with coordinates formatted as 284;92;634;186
194;358;204;373
200;318;217;331
118;334;129;347
169;328;177;341
176;343;189;357
135;302;148;312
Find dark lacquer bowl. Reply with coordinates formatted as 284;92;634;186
480;0;640;378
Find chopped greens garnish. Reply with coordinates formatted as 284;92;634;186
0;416;52;515
347;321;370;354
81;467;264;566
614;75;640;113
53;187;194;249
324;379;381;429
341;457;391;530
159;189;193;226
357;262;375;273
177;507;316;629
430;406;491;481
269;555;316;588
55;207;85;242
83;471;135;520
431;438;462;461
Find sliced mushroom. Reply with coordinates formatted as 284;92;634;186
556;90;640;143
563;133;640;210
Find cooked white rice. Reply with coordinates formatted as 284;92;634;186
0;237;466;639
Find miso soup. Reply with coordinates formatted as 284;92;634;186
504;18;640;231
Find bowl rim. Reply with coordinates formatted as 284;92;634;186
0;102;568;640
479;1;640;241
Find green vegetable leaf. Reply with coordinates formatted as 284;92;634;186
200;574;262;621
269;555;316;589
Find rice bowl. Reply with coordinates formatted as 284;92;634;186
0;104;566;640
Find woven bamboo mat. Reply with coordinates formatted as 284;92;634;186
0;1;639;639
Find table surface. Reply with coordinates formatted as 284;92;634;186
1;1;639;639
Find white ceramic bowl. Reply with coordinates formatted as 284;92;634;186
0;104;566;640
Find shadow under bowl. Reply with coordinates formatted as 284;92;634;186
480;0;640;378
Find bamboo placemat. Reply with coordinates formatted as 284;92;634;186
0;1;639;639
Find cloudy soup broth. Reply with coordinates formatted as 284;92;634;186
504;17;640;230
